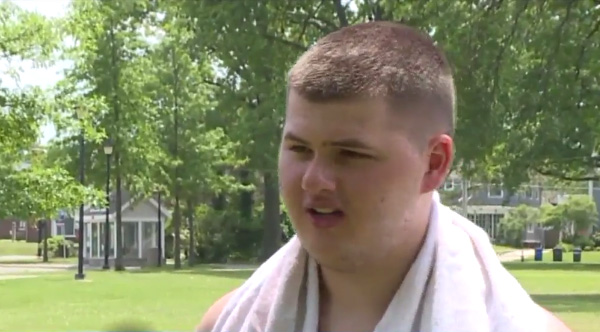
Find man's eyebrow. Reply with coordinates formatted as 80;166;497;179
283;132;375;150
283;132;309;145
326;138;375;150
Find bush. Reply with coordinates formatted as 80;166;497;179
573;235;595;250
39;236;75;258
592;231;600;247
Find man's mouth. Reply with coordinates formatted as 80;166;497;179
309;208;343;215
306;208;345;228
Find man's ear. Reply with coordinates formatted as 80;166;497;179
420;134;454;194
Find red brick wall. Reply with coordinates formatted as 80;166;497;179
0;220;47;243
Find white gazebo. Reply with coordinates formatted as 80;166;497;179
78;191;170;268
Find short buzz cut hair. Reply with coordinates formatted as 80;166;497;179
287;21;456;137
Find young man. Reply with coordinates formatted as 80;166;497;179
198;21;571;332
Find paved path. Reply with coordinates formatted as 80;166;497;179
0;255;39;262
0;263;73;274
497;249;548;262
0;254;75;278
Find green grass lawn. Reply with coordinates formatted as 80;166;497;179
1;261;598;332
505;261;600;332
0;239;38;256
493;244;518;254
0;267;251;332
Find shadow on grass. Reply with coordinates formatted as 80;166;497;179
532;293;600;313
503;262;600;272
123;264;256;280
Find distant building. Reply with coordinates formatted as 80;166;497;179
440;172;542;242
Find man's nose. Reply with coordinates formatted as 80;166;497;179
301;158;336;194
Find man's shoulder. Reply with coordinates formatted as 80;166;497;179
195;288;238;332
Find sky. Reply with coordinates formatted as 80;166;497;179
2;0;72;145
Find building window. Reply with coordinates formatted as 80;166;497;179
488;183;504;198
18;221;26;230
64;217;76;236
523;186;539;199
526;223;535;233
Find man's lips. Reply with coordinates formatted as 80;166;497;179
306;208;345;228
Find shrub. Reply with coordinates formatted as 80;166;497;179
592;231;600;247
573;235;595;251
39;236;75;258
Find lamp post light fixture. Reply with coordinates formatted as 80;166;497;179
75;107;87;281
102;138;114;270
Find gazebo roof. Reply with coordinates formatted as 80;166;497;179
81;189;171;219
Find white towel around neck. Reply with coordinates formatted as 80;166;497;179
211;191;546;332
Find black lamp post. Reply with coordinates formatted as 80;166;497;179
156;189;162;267
102;138;113;270
75;107;86;281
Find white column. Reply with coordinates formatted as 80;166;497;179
138;221;142;258
96;222;104;258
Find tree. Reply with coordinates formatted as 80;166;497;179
0;1;101;231
561;195;598;234
541;194;598;246
498;204;540;247
145;2;244;267
59;0;160;270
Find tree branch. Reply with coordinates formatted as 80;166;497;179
332;0;349;27
534;0;575;115
260;33;307;51
490;0;529;99
296;0;326;43
574;18;600;80
535;168;599;182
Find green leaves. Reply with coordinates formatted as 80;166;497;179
0;1;61;62
0;162;104;221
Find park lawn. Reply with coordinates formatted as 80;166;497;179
1;262;599;332
493;244;518;254
0;239;38;256
0;267;252;332
505;261;600;332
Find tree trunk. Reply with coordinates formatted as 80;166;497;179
239;168;253;222
114;168;124;271
187;198;195;267
108;19;124;272
174;197;181;269
172;46;182;270
42;221;49;263
36;220;42;257
259;171;282;262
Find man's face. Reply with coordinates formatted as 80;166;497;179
278;90;450;272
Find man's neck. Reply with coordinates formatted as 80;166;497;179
317;243;426;332
317;196;433;332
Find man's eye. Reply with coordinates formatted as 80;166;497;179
289;145;311;153
340;150;370;159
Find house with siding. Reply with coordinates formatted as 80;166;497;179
440;172;543;242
